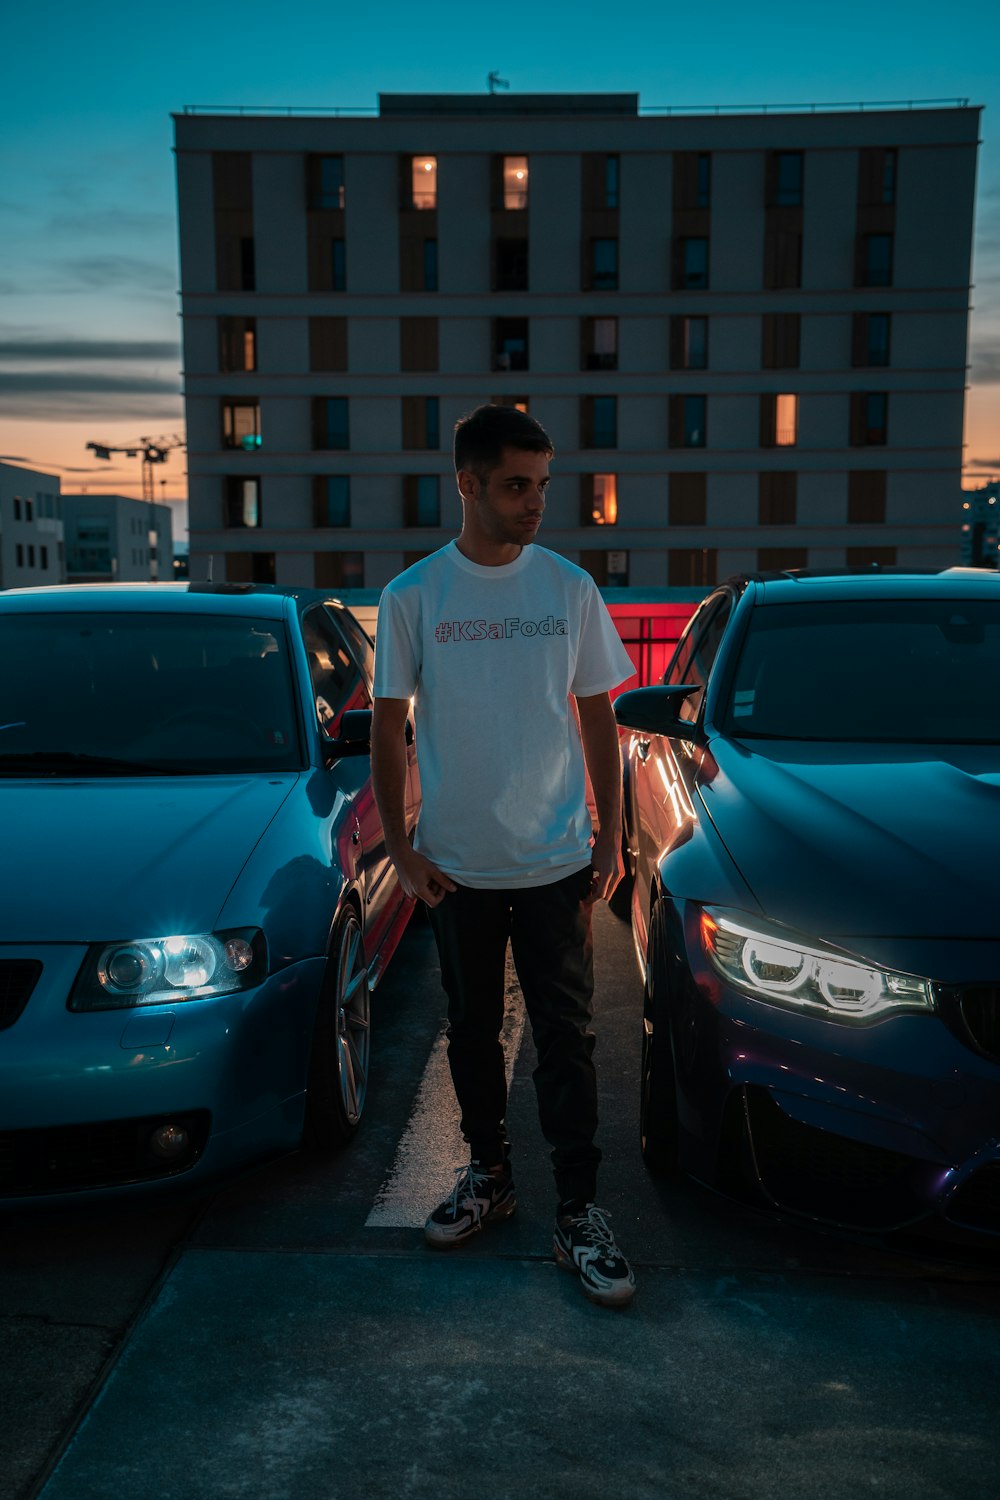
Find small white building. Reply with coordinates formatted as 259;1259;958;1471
0;462;64;588
62;494;174;583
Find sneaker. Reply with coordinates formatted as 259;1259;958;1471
424;1161;517;1248
553;1204;636;1306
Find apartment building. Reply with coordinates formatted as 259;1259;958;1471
62;494;174;582
0;462;64;588
173;92;979;589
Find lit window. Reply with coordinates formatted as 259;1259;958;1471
503;156;528;210
225;477;260;528
590;238;618;291
222;401;262;450
775;394;798;447
591;474;618;526
411;157;437;210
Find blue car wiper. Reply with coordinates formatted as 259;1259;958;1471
0;750;186;776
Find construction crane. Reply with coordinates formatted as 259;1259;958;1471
85;435;186;504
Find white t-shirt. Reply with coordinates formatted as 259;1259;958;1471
373;541;635;888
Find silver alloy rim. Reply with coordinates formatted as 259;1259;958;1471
336;914;370;1125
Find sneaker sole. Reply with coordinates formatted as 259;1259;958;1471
553;1237;636;1307
423;1193;517;1249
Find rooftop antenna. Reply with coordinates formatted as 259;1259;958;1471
488;71;509;94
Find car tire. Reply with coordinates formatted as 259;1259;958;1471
640;901;680;1176
305;906;371;1152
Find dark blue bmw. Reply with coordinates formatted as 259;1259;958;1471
614;568;1000;1245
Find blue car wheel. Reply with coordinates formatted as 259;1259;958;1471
305;906;371;1151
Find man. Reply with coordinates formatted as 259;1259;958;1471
371;404;636;1307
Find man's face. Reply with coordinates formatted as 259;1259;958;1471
458;446;551;548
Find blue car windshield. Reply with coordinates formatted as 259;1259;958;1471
723;597;1000;743
0;613;303;773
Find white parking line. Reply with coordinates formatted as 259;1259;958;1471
365;961;526;1228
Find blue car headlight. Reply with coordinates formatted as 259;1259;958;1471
70;928;267;1011
701;909;934;1022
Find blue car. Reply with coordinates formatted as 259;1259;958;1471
614;568;1000;1246
0;584;418;1204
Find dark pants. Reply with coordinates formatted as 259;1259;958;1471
428;867;601;1205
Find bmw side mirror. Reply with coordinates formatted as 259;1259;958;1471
613;685;704;743
325;708;373;760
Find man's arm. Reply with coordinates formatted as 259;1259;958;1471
576;691;624;904
371;697;457;908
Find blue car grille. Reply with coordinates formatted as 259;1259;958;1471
955;988;1000;1063
0;960;42;1030
0;1111;210;1196
945;1164;1000;1236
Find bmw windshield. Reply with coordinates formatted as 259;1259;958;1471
0;613;303;773
722;597;1000;743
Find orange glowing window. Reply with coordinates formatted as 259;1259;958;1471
775;393;798;447
411;156;437;210
503;155;529;210
592;473;618;526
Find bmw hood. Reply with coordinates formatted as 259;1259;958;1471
698;740;1000;941
0;775;298;942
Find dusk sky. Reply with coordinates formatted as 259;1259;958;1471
2;0;999;540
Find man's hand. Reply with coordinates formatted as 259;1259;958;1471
586;824;624;905
389;844;458;908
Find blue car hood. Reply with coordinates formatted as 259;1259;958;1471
698;740;1000;941
0;775;297;942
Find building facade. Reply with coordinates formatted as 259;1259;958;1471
173;93;980;589
0;462;64;588
62;494;174;582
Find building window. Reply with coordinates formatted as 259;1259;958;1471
16;544;23;567
761;313;800;369
13;497;21;520
25;498;33;521
402;395;440;450
770;152;804;207
581;473;618;526
674;237;708;291
852;312;891;368
764;230;802;290
669;473;706;527
404;475;440;527
315;551;364;589
858;147;898;207
313;397;350;451
847;545;897;568
307;154;345;211
582;396;617;449
670;316;708;371
850;392;888;446
423;238;438;292
582;316;618;370
580;549;628;587
857;233;893;288
493;317;528;371
668;548;716;587
400;235;437;292
224;476;260;528
582;153;620;210
761;393;799;448
330;239;346;292
758;547;807;571
502;155;529;210
695;152;711;209
410;156;437;210
314;476;350;528
669;394;707;449
40;546;48;569
309;317;348;372
491;394;529;412
759;472;797;525
494;237;528;291
219;316;256;373
848;471;887;524
222;400;262;450
401;316;439;372
587;238;618;291
27;545;35;567
213;152;254;292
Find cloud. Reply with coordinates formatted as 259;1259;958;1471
47;209;174;238
0;372;180;395
0;389;184;422
0;337;180;362
47;256;176;295
970;343;1000;384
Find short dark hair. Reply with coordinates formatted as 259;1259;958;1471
453;403;553;478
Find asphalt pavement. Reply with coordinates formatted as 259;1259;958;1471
3;906;1000;1500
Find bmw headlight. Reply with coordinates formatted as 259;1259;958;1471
70;929;266;1011
701;910;933;1022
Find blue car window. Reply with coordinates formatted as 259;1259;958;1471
303;607;371;738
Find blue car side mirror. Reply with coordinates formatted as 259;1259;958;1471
613;685;704;742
